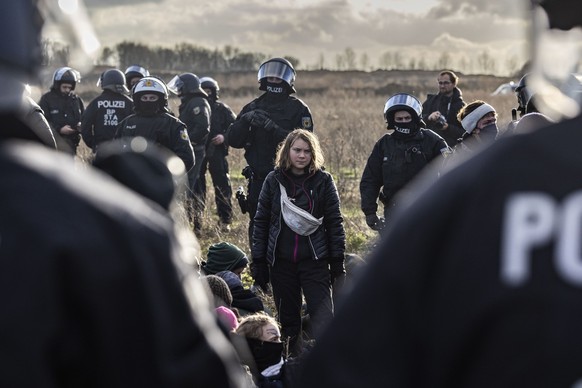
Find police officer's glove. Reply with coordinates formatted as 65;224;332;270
251;259;270;293
250;109;273;131
240;110;257;125
365;214;385;231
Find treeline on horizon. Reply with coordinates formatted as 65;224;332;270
42;39;526;77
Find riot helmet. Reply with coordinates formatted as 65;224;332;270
51;67;81;91
132;77;168;115
98;69;129;95
384;93;423;129
167;73;207;98
124;65;150;89
529;0;582;121
200;76;220;101
258;57;296;93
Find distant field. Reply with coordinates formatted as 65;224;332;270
64;68;518;260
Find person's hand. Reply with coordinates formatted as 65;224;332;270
428;112;441;122
60;125;77;135
240;110;257;124
211;134;224;145
251;109;276;131
329;260;346;281
365;214;385;231
251;260;270;293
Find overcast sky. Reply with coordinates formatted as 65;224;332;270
84;0;530;75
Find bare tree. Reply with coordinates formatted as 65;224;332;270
360;52;369;71
344;47;357;70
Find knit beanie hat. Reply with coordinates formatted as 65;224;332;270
202;275;233;307
203;242;249;275
216;306;239;332
216;270;244;289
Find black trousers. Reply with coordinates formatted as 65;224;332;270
193;149;233;224
270;258;333;351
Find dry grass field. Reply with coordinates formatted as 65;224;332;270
69;69;518;263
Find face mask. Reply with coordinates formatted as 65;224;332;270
392;121;419;139
266;82;285;94
477;123;498;143
247;337;284;373
136;101;160;116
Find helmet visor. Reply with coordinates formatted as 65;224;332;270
258;61;295;85
384;93;422;119
167;75;183;95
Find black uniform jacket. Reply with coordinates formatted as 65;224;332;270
115;112;194;171
300;114;582;387
227;93;314;179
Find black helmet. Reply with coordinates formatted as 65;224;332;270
124;65;150;88
52;67;81;90
258;57;296;93
200;76;220;100
98;69;129;95
383;93;423;128
167;73;207;97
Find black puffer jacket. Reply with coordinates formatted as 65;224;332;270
252;168;345;264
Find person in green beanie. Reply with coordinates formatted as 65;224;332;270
202;241;250;277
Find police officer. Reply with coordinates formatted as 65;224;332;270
193;76;237;232
227;57;314;247
167;72;211;233
0;1;247;386
124;64;150;91
81;68;134;152
360;93;449;233
38;66;85;154
115;76;194;173
299;1;582;386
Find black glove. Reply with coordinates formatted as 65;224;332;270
251;109;277;131
240;110;257;124
365;214;385;231
329;260;346;281
251;259;270;293
329;260;346;290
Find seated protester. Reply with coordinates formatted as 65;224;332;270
201;241;250;277
233;312;302;388
201;274;240;333
217;270;265;315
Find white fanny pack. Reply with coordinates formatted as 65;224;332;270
279;182;323;236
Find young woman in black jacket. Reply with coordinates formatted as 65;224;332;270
251;129;346;356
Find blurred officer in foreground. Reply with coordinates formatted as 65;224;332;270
299;0;582;386
81;68;134;152
38;66;84;154
227;57;314;249
0;1;247;387
194;76;237;232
